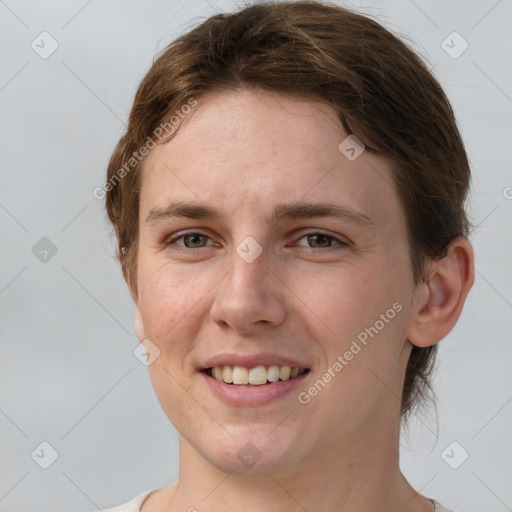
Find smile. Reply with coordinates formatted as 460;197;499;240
205;365;309;386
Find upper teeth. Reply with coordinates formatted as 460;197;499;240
209;365;306;385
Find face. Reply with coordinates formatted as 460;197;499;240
130;88;421;476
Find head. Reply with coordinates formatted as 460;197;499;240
103;0;473;474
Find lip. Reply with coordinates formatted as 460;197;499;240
201;369;310;406
202;351;309;370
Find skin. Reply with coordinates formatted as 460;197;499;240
124;88;474;512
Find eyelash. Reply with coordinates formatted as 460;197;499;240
164;230;349;253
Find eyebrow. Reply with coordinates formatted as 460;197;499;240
145;200;375;230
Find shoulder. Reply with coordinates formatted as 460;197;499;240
432;500;458;512
94;489;157;512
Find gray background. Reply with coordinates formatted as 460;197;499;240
1;0;511;511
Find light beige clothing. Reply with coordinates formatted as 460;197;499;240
97;489;457;511
97;489;155;512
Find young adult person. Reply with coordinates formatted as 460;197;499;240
96;2;474;511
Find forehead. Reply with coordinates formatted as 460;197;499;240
139;89;403;232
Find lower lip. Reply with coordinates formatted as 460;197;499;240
201;371;310;406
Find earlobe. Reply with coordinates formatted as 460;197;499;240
407;237;474;348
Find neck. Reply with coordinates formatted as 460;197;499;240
165;407;429;512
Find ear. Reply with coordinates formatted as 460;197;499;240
122;262;146;342
407;237;474;348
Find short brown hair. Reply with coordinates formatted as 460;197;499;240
104;0;471;422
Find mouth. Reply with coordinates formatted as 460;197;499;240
203;365;310;386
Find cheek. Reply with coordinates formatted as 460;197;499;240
295;259;409;370
299;266;386;336
136;260;209;357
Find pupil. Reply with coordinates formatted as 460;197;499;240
309;234;330;247
186;234;204;248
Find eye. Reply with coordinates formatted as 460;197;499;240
165;232;214;250
163;230;349;252
295;232;348;250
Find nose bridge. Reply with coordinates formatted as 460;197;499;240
209;235;286;331
226;235;270;301
222;202;270;284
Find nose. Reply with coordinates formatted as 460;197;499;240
209;244;287;335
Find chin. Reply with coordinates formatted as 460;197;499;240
195;425;306;477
